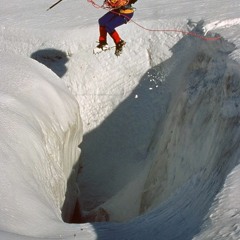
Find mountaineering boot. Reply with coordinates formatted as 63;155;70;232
93;41;109;54
115;40;126;56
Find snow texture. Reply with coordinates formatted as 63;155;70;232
0;0;240;239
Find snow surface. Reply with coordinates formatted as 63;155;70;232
1;0;240;239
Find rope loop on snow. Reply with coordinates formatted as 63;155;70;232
88;0;222;41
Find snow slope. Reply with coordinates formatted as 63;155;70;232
1;0;240;239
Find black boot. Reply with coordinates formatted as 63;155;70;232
93;41;109;54
115;40;126;56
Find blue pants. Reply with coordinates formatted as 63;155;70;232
98;11;133;34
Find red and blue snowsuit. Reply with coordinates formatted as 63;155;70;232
98;0;137;44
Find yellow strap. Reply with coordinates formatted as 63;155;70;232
119;8;134;14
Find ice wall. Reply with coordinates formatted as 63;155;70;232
135;35;240;238
141;36;240;212
0;52;82;236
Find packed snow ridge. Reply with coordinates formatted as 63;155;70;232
1;4;240;240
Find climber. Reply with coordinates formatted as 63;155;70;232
93;0;138;56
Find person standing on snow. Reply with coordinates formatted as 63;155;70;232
94;0;138;56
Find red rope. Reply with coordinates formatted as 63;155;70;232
87;0;221;41
88;0;103;8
